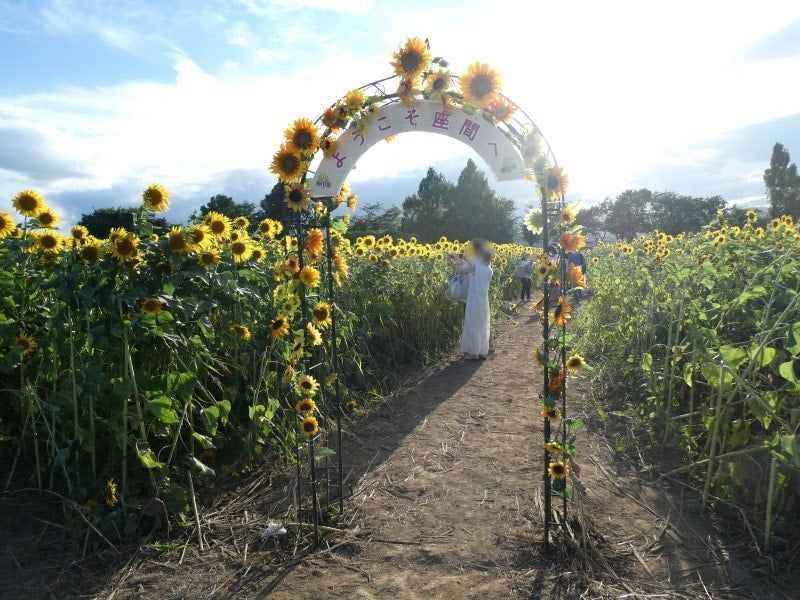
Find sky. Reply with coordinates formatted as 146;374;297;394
2;0;800;228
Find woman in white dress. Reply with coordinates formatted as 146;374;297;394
458;249;493;359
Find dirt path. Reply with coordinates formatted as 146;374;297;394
2;302;789;599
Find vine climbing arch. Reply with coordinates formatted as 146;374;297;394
269;37;585;548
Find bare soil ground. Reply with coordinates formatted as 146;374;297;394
1;299;794;599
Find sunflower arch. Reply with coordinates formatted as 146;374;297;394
270;37;581;548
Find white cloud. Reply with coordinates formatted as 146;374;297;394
226;21;250;47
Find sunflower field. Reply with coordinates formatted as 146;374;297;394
576;210;800;550
0;187;522;535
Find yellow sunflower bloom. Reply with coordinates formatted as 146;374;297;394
304;228;324;255
545;441;567;454
298;265;321;287
36;231;63;253
204;211;232;240
284;183;312;213
306;322;323;346
142;297;164;316
70;224;89;240
186;224;211;249
552;297;572;328
295;374;320;396
270;315;291;339
230;324;251;340
168;226;189;253
282;365;295;384
105;478;119;506
391;37;431;79
559;232;585;253
548;461;570;479
347;193;359;212
233;216;250;229
487;97;516;124
285;117;320;156
319;135;339;159
459;62;501;109
542;406;562;422
559;207;577;226
541;166;569;200
345;400;358;413
295;397;317;415
0;212;15;237
14;332;37;358
36;208;59;229
300;416;319;438
312;302;333;329
270;144;305;183
425;68;452;100
142;184;171;212
566;354;586;372
198;249;221;268
229;239;253;263
12;189;45;216
80;242;103;262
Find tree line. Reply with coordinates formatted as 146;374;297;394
78;142;798;244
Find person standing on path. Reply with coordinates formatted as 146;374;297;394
458;244;494;360
514;251;534;301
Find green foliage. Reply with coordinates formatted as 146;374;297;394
764;142;800;219
400;160;517;243
575;211;800;546
78;207;171;238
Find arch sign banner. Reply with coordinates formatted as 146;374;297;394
310;100;524;197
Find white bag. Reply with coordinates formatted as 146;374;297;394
448;273;470;302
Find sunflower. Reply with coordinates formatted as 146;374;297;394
300;416;319;438
230;324;251;340
204;211;232;240
347;193;359;212
259;218;278;239
107;227;126;242
80;242;103;262
67;225;88;241
548;370;565;394
295;374;320;396
231;216;250;230
396;77;420;105
487;97;516;124
142;184;171;212
270;144;305;183
14;332;36;358
559;207;577;226
186;224;211;249
285;117;320;156
295;397;317;416
37;231;63;253
0;212;15;237
270;315;291;339
345;400;358;413
460;62;501;109
12;189;45;216
545;441;567;454
138;298;164;318
746;209;758;223
306;322;323;346
542;406;562;422
321;106;341;131
105;478;119;506
319;135;339;158
425;68;452;100
282;295;301;315
304;228;324;255
312;302;333;329
536;263;550;278
566;354;586;372
333;255;348;276
541;166;569;199
167;226;189;253
552;297;572;328
284;182;312;213
559;232;585;252
391;37;431;79
290;335;304;361
298;265;321;287
36;208;59;228
229;239;253;263
568;263;586;288
281;255;299;276
250;246;265;262
197;249;220;268
548;461;570;479
282;365;295;384
524;208;544;234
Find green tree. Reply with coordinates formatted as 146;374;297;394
605;189;652;241
255;182;286;224
78;207;170;238
400;160;516;243
400;167;456;242
648;192;725;235
764;143;800;219
345;202;402;240
575;200;613;242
